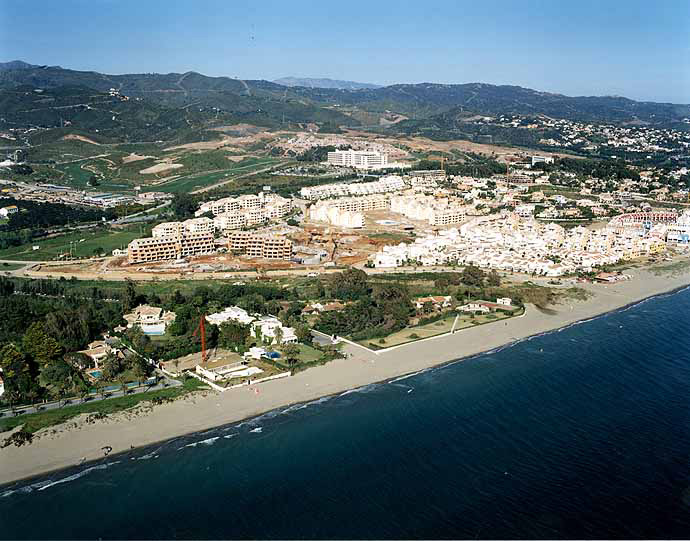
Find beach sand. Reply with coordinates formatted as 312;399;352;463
2;266;689;486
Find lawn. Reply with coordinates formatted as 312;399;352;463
0;377;208;435
359;310;515;349
0;226;151;261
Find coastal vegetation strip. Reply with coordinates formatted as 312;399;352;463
0;377;207;436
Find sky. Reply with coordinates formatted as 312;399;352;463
1;0;689;103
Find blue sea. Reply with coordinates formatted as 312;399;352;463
2;287;690;539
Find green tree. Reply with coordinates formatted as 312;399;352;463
294;323;312;344
0;344;36;405
171;193;196;219
218;322;250;352
273;326;284;346
461;264;485;287
22;322;63;364
487;269;501;287
131;356;149;385
282;342;300;366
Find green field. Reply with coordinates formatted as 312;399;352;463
145;157;283;193
359;310;515;349
0;226;151;261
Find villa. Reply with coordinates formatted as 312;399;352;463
124;305;177;335
251;316;297;345
415;296;452;311
206;306;255;326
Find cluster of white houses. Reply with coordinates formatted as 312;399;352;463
372;212;672;276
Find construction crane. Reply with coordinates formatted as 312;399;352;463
193;315;207;364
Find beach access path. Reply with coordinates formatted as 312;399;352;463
1;266;690;486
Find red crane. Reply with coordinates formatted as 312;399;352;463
193;315;207;364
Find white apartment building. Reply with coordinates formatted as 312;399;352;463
300;176;405;200
390;195;466;226
309;194;389;228
310;205;365;228
197;192;291;221
327;149;389;170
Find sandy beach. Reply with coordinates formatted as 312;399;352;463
2;266;690;486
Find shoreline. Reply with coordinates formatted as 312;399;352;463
2;266;690;487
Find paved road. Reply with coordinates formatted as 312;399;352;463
0;375;181;418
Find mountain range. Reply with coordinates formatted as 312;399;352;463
273;77;381;90
1;61;688;145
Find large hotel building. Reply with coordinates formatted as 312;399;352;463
326;149;388;170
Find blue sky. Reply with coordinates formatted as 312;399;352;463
1;0;688;103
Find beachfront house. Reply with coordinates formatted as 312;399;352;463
124;305;176;335
76;340;118;368
459;302;491;314
206;306;255;326
251;316;297;345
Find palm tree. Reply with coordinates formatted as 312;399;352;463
117;375;128;396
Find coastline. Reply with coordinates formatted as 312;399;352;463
2;266;690;487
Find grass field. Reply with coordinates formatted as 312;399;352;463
359;311;514;349
145;157;283;193
0;226;151;261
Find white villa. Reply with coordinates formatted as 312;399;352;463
206;306;255;326
251;316;297;345
123;305;177;335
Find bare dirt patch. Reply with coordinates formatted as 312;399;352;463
139;162;183;175
61;134;101;145
122;153;155;164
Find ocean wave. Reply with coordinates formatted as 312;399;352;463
339;384;377;396
390;370;425;383
178;436;219;450
249;427;262;433
36;462;120;492
223;433;238;439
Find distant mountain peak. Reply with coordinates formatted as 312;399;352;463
274;77;381;90
0;60;39;71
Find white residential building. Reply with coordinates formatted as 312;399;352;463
300;176;405;200
326;149;389;169
206;306;255;326
251;316;297;345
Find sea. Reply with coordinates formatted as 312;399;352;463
1;286;690;539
